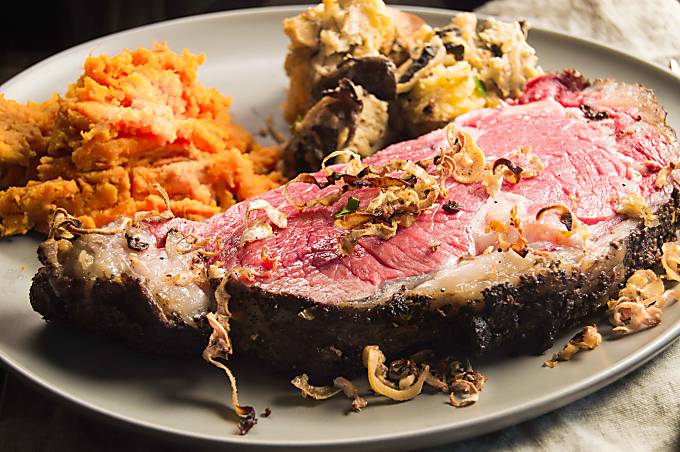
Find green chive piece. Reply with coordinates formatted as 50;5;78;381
474;76;487;97
335;196;360;218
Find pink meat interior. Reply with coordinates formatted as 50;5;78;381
144;74;676;304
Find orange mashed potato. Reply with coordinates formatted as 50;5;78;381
0;43;283;237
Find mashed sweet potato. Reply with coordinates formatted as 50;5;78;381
0;43;283;236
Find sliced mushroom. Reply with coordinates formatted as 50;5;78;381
283;79;389;177
313;56;398;102
396;35;446;93
283;79;363;177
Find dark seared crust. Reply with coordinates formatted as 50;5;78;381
30;244;207;355
228;191;680;381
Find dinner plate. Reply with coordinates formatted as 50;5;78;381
1;5;679;451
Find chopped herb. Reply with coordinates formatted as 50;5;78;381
474;76;487;97
335;196;360;218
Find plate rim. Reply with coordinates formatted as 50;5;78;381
1;4;679;449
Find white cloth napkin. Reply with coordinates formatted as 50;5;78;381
432;342;680;451
476;0;680;67
430;1;680;450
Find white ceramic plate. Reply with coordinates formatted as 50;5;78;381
1;6;679;451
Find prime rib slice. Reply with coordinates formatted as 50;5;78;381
30;71;680;381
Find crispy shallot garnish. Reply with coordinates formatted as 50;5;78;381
654;162;680;189
48;208;130;240
608;299;663;336
48;183;175;244
536;204;574;231
481;169;503;196
445;123;485;184
362;345;429;401
449;380;481;407
482;146;542;196
618;269;664;301
492;158;523;184
511;145;544;179
484;205;528;255
291;374;342;399
536;203;589;249
203;276;257;434
661;241;680;282
543;325;602;367
241;199;287;245
284;125;489;256
606;268;679;336
616;193;659;228
291;374;367;412
333;377;368;412
423;356;487;407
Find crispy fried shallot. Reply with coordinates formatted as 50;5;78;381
492;158;523;184
618;269;664;301
284;125;489;256
616;193;659;228
333;377;368;412
661;241;680;282
609;299;663;336
203;277;257;434
291;374;342;399
241;199;287;245
445;123;485;184
481;168;503;196
362;345;429;401
543;325;602;367
484;205;528;255
482;146;542;196
449;380;481;407
48;183;176;247
48;207;130;240
424;356;487;407
536;204;574;231
654;162;680;189
290;374;367;412
290;351;486;412
511;145;544;179
536;203;589;249
607;268;679;336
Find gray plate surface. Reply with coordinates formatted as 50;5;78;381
0;5;679;451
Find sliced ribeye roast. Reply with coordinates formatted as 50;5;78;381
31;71;680;381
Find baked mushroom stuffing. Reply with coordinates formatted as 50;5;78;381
399;13;542;137
281;0;542;173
